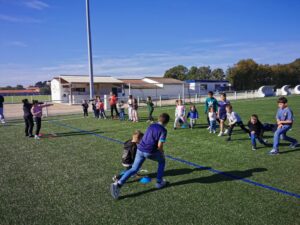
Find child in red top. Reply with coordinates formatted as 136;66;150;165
97;100;106;119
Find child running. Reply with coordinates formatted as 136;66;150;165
218;93;230;136
247;114;268;150
187;105;199;129
225;104;249;141
81;100;89;117
205;91;218;130
146;96;154;123
208;106;217;134
174;99;186;129
31;100;53;139
110;113;170;200
269;97;298;155
112;130;144;182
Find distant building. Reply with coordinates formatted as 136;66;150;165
185;80;230;95
0;87;40;96
50;75;184;104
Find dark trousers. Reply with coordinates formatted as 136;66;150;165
228;121;249;137
83;109;88;117
95;109;100;118
99;109;106;119
24;115;34;136
110;104;119;117
148;109;154;121
35;117;41;136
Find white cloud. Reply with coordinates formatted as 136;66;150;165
5;41;28;47
24;0;48;10
0;14;41;23
0;40;300;86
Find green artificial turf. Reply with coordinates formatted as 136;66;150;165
0;96;299;225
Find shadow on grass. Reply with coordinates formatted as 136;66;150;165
279;147;300;154
119;167;267;200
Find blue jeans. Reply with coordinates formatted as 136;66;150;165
118;149;166;185
210;120;216;132
250;133;266;147
273;125;297;150
119;111;125;120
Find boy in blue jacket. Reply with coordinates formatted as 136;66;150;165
110;113;170;200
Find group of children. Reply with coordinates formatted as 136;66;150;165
174;92;298;153
81;93;155;123
110;95;298;199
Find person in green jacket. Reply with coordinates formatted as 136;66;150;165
205;91;218;129
146;96;154;123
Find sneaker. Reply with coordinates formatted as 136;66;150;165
289;141;298;149
269;149;279;155
218;132;224;137
1;120;5;124
34;135;40;140
224;129;228;134
155;180;167;189
226;137;231;141
112;175;118;182
28;135;34;138
209;130;212;134
173;127;177;130
252;146;257;151
207;126;211;130
213;130;216;134
110;182;121;200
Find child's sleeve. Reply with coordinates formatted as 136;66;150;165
187;112;190;118
159;130;167;143
205;99;208;113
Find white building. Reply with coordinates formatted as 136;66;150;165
51;75;123;103
51;75;184;104
186;79;230;95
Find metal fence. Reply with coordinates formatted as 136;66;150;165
4;95;52;104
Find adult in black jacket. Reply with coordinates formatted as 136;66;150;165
0;95;5;124
22;99;34;137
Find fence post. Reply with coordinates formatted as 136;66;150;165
104;95;109;110
45;101;49;117
11;96;13;104
159;96;162;107
137;96;140;106
195;94;198;103
234;92;237;100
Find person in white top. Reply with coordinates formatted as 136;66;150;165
225;104;249;141
208;106;217;133
127;95;133;121
174;100;186;129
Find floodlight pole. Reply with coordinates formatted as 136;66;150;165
86;0;94;99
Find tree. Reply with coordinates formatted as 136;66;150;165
164;65;188;81
211;68;225;80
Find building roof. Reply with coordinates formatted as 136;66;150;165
144;77;184;84
55;75;123;84
119;79;160;89
185;79;229;83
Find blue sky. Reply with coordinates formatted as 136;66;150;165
0;0;300;86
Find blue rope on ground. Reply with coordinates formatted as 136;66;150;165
49;120;300;200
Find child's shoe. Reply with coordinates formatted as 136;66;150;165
34;135;40;140
110;182;121;200
155;179;167;189
224;129;228;134
289;141;298;149
218;132;224;137
269;149;279;155
252;146;257;151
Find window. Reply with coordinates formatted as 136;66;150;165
72;88;85;92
